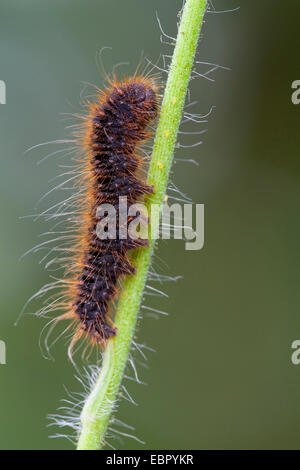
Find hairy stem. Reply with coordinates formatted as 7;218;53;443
77;0;207;450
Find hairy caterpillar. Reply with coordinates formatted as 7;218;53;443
34;75;158;358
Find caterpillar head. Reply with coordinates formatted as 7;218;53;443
122;80;158;126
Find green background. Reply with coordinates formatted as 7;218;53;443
0;0;300;450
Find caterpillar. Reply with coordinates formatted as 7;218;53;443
42;75;158;358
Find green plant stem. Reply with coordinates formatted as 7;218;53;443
77;0;207;450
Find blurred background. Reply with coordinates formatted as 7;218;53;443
0;0;300;450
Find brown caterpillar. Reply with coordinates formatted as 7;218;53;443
52;75;159;357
